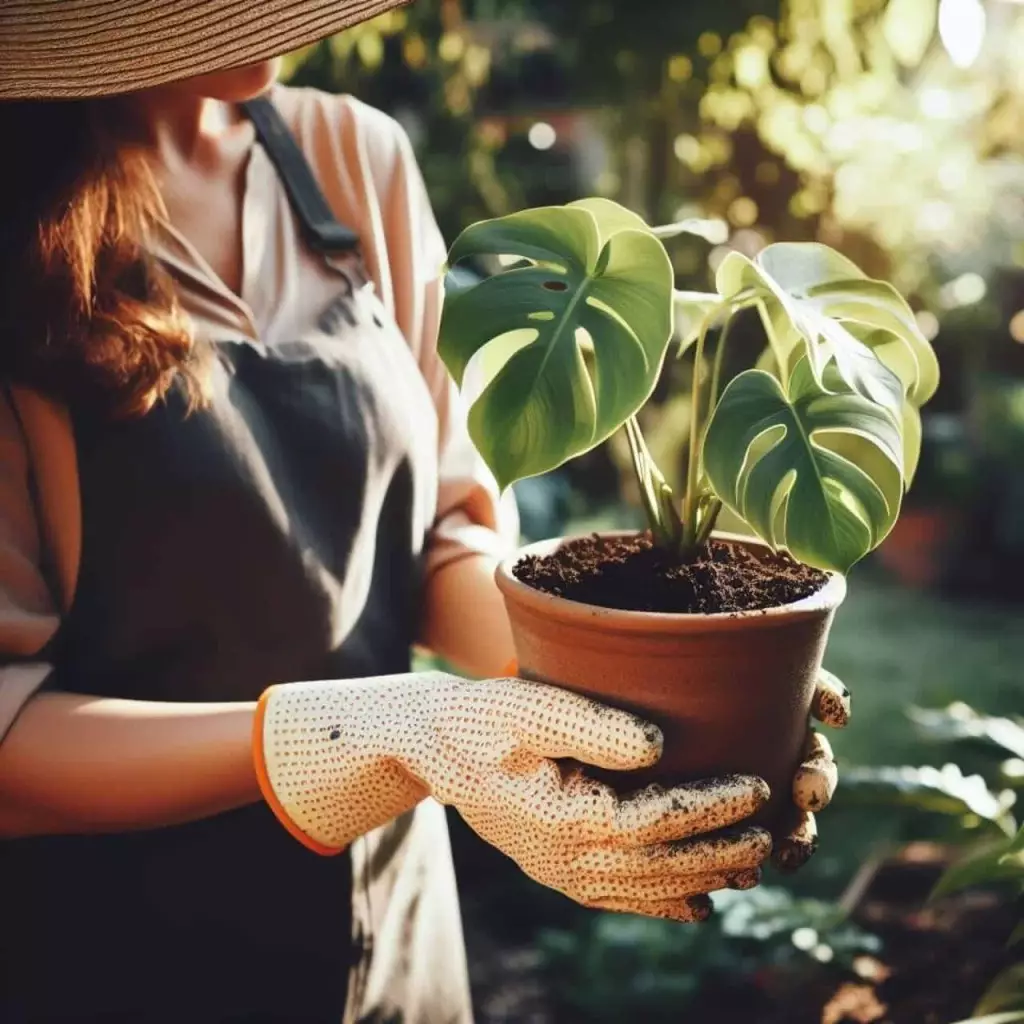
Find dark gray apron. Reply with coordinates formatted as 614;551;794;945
0;98;471;1024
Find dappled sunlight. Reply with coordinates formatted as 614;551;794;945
193;3;1024;1020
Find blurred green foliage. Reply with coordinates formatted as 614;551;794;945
534;650;1024;1021
539;886;880;1022
279;0;1024;563
280;1;781;236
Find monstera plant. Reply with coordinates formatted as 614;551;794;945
438;198;939;831
439;198;937;574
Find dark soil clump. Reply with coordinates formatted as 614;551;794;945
513;533;828;614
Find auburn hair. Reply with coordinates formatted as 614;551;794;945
0;97;204;418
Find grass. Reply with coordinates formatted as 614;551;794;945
824;566;1023;769
787;564;1024;898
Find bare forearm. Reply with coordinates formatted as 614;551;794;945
0;550;516;839
0;692;259;838
420;553;516;678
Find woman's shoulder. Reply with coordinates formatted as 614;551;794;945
266;82;446;299
270;84;414;184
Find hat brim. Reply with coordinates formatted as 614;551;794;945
0;0;409;100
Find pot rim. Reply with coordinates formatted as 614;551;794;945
495;530;847;634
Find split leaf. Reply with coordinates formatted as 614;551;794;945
703;357;903;573
440;199;674;489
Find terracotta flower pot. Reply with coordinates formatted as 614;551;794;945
495;532;847;833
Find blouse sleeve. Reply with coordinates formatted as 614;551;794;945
0;390;60;745
373;111;520;579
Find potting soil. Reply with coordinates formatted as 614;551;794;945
513;533;828;614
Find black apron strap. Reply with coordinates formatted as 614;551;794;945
241;95;360;255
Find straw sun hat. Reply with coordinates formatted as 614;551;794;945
0;0;410;100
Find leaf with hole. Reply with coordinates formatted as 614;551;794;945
439;199;674;489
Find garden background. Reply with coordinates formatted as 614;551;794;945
285;2;1024;1020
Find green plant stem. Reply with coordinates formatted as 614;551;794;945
680;300;752;553
680;316;711;553
708;314;735;417
624;416;682;548
696;498;723;547
633;293;750;557
686;316;735;552
624;416;659;540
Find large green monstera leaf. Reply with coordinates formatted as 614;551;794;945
704;357;905;574
438;199;674;489
715;241;936;500
717;244;937;482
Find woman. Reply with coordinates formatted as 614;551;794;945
0;2;849;1021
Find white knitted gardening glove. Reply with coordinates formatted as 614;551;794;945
254;672;773;923
775;668;851;872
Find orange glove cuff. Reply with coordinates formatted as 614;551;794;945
252;688;346;857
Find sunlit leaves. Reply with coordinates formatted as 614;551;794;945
909;704;1024;761
716;242;937;409
439;204;935;572
439;199;674;489
883;0;940;68
839;763;1018;835
703;358;904;573
707;243;934;560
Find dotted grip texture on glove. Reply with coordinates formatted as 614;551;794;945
254;672;773;923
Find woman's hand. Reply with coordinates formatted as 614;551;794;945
257;672;772;923
774;668;850;872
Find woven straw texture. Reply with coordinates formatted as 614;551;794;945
0;0;408;99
